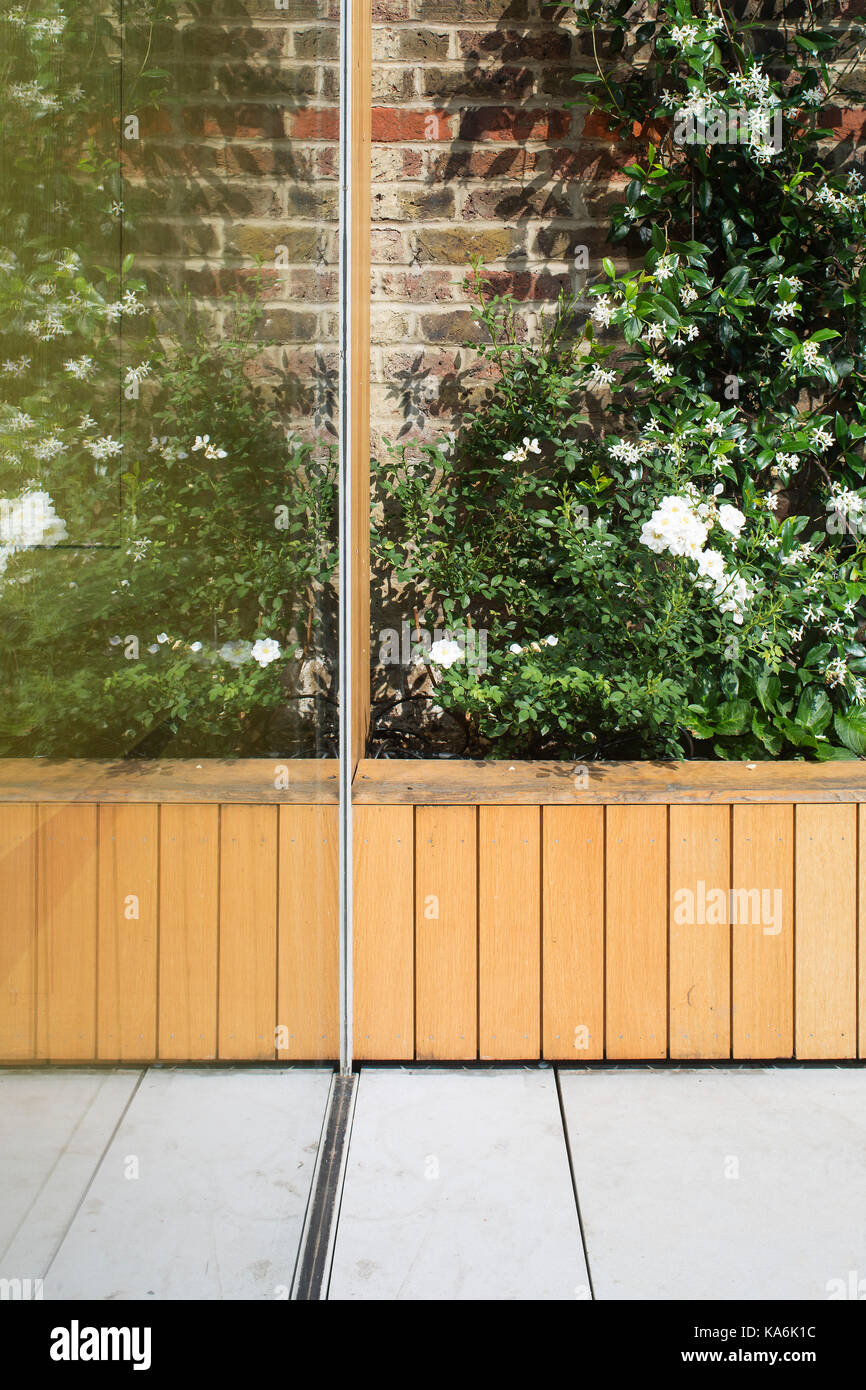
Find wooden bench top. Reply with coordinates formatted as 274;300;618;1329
0;757;864;804
352;758;866;804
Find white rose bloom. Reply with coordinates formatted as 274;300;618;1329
545;635;558;646
508;642;523;654
718;504;746;539
251;638;281;668
429;638;463;670
696;548;726;582
219;639;253;666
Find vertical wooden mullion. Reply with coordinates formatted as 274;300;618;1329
349;0;371;768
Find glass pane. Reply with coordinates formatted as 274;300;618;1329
0;1;345;1076
0;0;340;760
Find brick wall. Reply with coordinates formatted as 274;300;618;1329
119;1;866;460
123;0;343;448
370;0;609;455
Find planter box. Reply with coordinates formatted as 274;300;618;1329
0;761;339;1064
3;757;865;1065
353;760;866;1064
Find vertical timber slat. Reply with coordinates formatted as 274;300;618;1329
796;804;856;1059
415;805;477;1060
36;804;98;1061
669;805;731;1060
353;805;414;1059
97;804;158;1061
479;806;541;1060
542;805;604;1060
0;805;37;1060
606;805;667;1060
158;804;219;1061
218;805;278;1061
277;804;339;1061
732;804;794;1059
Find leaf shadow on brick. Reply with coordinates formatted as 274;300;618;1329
125;0;342;448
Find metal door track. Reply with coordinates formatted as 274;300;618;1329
291;1072;357;1300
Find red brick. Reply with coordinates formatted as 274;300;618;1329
372;108;452;141
825;107;866;140
291;107;341;140
455;106;573;142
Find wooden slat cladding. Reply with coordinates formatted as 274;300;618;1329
415;806;477;1061
731;805;794;1059
0;804;37;1059
542;806;604;1061
479;807;542;1060
353;805;414;1060
605;806;668;1060
0;799;340;1064
1;769;865;1063
795;805;857;1059
669;806;731;1060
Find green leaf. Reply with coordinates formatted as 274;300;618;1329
756;669;781;712
834;709;866;756
796;687;833;734
713;699;751;736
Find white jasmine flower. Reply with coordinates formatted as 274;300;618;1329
811;427;834;452
653;254;677;283
680;285;698;306
648;358;674;384
589;364;615;388
609;440;642;466
124;362;151;386
590;294;615;328
64;356;94;379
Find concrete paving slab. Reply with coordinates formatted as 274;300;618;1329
0;1069;141;1284
329;1067;588;1301
559;1067;866;1301
45;1067;332;1301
